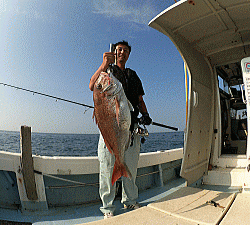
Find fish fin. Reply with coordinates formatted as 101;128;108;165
115;97;120;126
111;161;132;185
127;100;134;111
92;110;96;123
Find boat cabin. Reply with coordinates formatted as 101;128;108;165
149;0;250;190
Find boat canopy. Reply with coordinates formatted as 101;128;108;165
149;0;250;67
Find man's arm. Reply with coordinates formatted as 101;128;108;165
138;95;152;125
89;52;115;91
138;95;148;115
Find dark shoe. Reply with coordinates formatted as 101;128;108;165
124;202;141;210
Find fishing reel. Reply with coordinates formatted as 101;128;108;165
135;125;149;137
135;125;149;144
130;124;149;146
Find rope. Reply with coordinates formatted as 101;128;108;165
34;171;99;188
0;82;94;109
34;164;181;189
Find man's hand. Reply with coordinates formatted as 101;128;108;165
139;113;152;125
102;52;115;71
89;52;116;91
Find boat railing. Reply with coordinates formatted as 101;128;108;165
0;126;183;211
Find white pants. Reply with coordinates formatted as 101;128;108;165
98;125;141;214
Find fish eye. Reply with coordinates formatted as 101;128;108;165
96;84;102;89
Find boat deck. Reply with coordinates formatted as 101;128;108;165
0;178;186;224
86;185;250;225
87;192;250;225
1;178;250;225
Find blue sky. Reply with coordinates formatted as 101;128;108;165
0;0;186;134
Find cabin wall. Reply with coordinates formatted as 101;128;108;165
149;22;215;185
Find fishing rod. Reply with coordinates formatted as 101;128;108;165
0;82;94;109
137;117;178;131
1;82;178;131
151;122;178;131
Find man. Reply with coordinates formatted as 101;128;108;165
89;41;152;219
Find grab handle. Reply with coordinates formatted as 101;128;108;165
193;91;198;108
241;84;247;104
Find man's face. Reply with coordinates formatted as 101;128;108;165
115;44;130;64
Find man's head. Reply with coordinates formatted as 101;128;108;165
113;41;131;53
113;41;131;68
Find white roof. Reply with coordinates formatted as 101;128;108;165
149;0;250;66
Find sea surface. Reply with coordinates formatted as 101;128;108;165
0;130;184;156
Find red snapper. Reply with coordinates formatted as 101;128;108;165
93;72;133;185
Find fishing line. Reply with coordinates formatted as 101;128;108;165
0;82;94;110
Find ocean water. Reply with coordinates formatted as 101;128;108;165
0;130;184;156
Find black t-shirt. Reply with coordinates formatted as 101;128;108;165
112;65;144;117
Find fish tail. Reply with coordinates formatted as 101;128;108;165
111;161;132;185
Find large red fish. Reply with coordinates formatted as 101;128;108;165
93;71;132;185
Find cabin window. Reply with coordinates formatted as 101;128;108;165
218;76;229;94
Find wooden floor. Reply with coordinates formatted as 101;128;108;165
220;193;250;225
1;179;250;225
86;207;198;225
86;187;236;225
